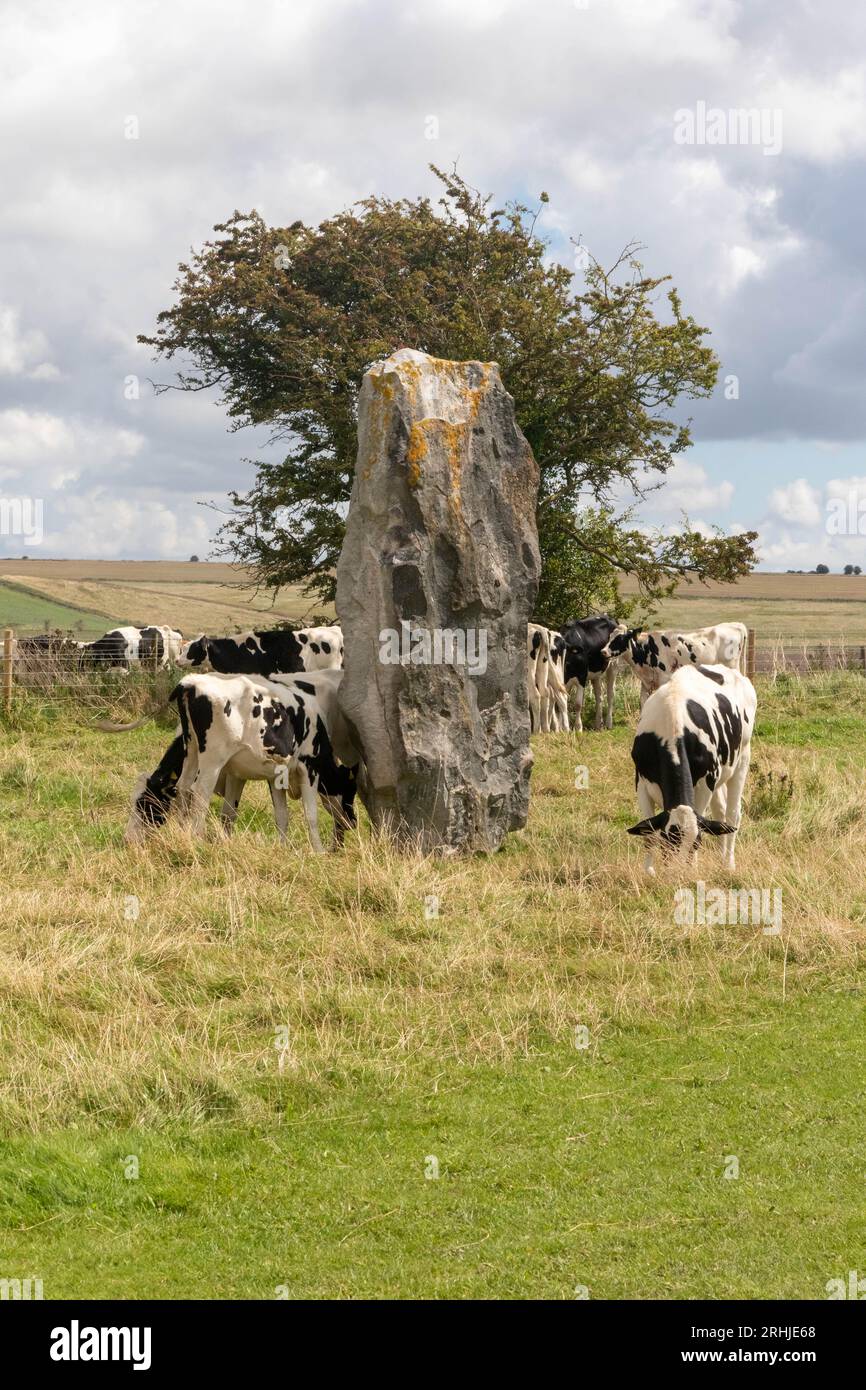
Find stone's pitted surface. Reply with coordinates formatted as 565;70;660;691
336;348;540;853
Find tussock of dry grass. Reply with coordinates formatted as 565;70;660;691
0;671;863;1133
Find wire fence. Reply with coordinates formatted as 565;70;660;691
2;625;865;724
1;626;178;725
751;638;866;676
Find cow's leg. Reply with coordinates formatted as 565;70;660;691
552;680;569;732
528;662;540;734
174;738;199;820
590;673;604;731
537;664;551;733
321;793;355;849
636;782;658;875
719;750;751;871
184;759;224;835
569;678;585;734
297;768;326;853
268;780;289;843
605;665;616;729
220;772;243;836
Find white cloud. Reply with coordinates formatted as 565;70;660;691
0;0;864;560
637;458;734;515
763;65;866;163
38;494;213;559
0;409;143;489
767;478;822;526
0;305;57;379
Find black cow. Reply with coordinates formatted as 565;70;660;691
177;625;343;677
560;614;621;731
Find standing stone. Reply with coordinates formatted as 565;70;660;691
336;348;540;853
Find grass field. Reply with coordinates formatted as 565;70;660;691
1;670;864;1298
3;560;865;646
0;564;319;638
0;581;114;639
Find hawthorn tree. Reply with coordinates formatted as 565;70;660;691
140;167;757;618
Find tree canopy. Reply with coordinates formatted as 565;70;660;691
140;166;757;619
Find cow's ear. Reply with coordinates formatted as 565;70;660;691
626;812;669;837
697;817;736;837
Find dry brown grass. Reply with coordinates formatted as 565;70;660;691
2;573;325;635
1;670;863;1134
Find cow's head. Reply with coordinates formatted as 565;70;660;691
257;696;299;765
125;772;174;843
600;624;636;662
626;804;734;856
177;635;208;667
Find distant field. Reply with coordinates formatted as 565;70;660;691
0;581;112;639
0;562;329;637
616;572;866;645
2;560;864;644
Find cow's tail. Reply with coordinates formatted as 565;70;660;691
95;679;186;734
168;681;192;751
736;623;749;675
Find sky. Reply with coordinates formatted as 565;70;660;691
1;0;866;570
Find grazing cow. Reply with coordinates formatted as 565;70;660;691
125;730;292;845
560;615;621;731
16;634;85;669
161;668;360;852
626;663;757;873
84;625;183;670
603;622;747;703
177;625;343;677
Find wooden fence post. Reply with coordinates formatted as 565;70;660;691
746;628;756;680
3;627;13;715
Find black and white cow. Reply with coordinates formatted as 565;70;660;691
546;630;570;732
177;625;343;677
125;728;293;845
84;625;184;670
527;624;570;733
603;622;747;703
16;634;86;668
130;667;360;852
560;614;621;731
527;624;547;733
626;663;757;873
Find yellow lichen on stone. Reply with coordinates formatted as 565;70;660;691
405;421;428;488
440;419;465;509
398;356;424;397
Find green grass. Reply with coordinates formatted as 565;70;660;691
3;994;865;1300
0;579;117;637
1;671;864;1298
